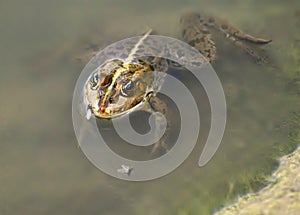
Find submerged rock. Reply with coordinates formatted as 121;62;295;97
215;145;300;215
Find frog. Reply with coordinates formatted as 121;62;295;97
81;12;272;154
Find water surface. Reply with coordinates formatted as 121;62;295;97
1;0;299;214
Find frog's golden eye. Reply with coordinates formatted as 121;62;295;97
89;72;98;89
120;79;135;97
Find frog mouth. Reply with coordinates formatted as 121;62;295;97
96;95;145;119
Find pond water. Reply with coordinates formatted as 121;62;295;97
1;0;299;214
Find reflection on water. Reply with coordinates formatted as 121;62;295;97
1;0;299;214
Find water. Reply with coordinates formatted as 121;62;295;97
1;0;299;214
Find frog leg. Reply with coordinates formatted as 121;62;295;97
232;39;270;64
230;31;271;44
149;95;172;154
206;16;272;64
141;93;171;154
212;26;270;64
208;18;271;63
181;12;272;64
181;12;217;63
210;18;272;45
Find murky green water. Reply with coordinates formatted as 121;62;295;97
1;0;300;214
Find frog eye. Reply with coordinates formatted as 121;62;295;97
120;79;135;97
89;73;99;89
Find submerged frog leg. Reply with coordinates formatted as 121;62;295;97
203;14;272;64
181;12;217;63
232;39;270;64
181;12;272;64
230;31;272;44
210;18;272;45
141;95;171;154
218;27;271;64
149;96;171;154
210;16;271;63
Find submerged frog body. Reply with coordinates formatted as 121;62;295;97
83;12;272;153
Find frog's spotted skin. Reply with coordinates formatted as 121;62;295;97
83;12;272;153
181;12;218;62
181;12;272;64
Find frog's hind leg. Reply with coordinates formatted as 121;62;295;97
181;12;217;63
220;31;270;64
210;17;272;64
150;96;172;154
213;20;272;45
230;31;271;44
181;12;272;64
232;39;270;64
142;95;172;155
